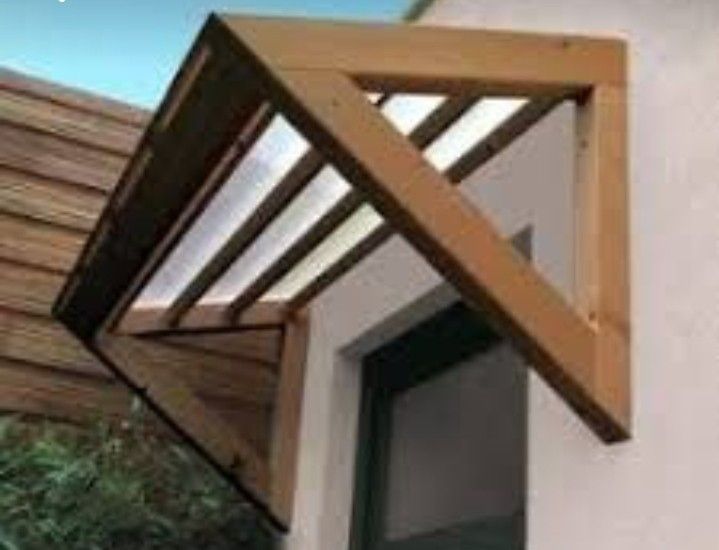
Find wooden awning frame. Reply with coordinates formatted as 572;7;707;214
54;14;630;529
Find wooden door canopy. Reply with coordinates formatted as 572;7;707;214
54;15;630;529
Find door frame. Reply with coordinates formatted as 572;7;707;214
349;301;528;550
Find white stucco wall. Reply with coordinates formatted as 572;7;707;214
286;1;719;549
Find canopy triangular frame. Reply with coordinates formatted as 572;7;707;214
54;14;630;530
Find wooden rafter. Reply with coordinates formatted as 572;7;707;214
224;94;477;322
286;95;565;311
54;14;630;531
118;300;290;335
220;16;625;93
159;96;386;329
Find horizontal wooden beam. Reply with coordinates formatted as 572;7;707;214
119;300;290;335
219;15;626;95
287;96;563;310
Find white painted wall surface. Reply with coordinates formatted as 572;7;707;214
285;2;719;549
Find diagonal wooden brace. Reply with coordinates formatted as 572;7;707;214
261;68;629;442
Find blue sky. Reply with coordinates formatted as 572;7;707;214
0;0;414;108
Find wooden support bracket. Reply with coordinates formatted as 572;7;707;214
54;14;630;532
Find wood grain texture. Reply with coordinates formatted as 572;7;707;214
0;68;149;127
270;69;630;440
0;357;132;423
0;87;142;155
574;84;631;437
287;96;563;311
0;211;86;273
0;166;105;231
269;311;309;525
225;95;472;322
0;67;287;456
0;123;129;192
94;332;272;513
220;15;626;94
56;26;269;341
0;259;66;316
161;329;283;365
0;309;108;378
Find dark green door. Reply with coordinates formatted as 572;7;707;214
350;302;527;550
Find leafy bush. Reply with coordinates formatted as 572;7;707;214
0;403;276;549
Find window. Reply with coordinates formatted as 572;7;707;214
351;301;527;550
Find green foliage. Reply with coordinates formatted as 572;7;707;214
0;403;276;549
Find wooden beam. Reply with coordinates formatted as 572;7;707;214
104;100;273;332
287;224;393;310
161;149;326;328
287;96;563;310
446;95;564;182
265;69;626;441
574;84;630;436
93;331;275;523
54;23;269;341
269;310;310;525
160;328;283;366
152;94;469;331
161;97;393;329
219;15;626;95
119;300;289;335
226;193;363;319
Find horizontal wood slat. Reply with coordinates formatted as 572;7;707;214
0;211;86;273
287;96;563;310
161;329;283;365
0;68;149;128
0;307;278;404
0;166;106;231
0;65;291;492
220;15;626;94
0;308;108;378
0;259;66;316
0;357;132;423
0;122;128;192
0;87;143;155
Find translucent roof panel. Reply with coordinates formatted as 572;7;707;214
201;94;445;304
201;165;351;303
424;98;527;171
380;94;445;135
136;115;309;306
134;94;529;311
263;204;384;301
